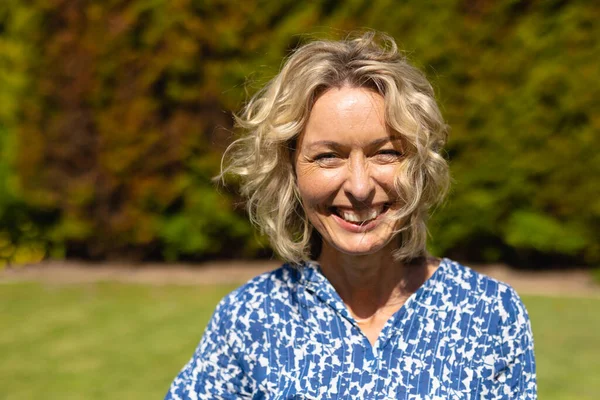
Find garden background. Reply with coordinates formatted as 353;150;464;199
0;0;599;399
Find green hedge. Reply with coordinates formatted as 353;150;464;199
0;0;598;265
0;2;48;264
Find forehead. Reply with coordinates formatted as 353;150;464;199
301;86;390;145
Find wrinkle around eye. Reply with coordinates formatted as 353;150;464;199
310;153;345;167
315;159;345;168
296;156;337;175
372;151;403;164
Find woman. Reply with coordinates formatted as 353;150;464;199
165;32;536;399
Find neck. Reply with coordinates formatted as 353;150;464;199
317;242;435;321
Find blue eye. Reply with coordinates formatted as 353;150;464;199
313;152;343;166
314;153;339;160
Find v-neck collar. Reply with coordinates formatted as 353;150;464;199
299;260;352;321
298;258;449;355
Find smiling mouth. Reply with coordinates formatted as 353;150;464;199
330;204;390;225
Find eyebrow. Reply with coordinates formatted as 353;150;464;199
305;136;403;150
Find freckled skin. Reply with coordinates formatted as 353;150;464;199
294;86;404;257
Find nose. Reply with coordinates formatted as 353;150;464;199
344;155;375;202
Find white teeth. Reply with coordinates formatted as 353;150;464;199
338;206;384;223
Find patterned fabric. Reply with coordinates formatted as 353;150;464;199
165;258;536;399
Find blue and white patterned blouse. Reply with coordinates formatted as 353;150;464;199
165;258;536;399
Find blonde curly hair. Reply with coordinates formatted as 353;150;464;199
221;31;450;264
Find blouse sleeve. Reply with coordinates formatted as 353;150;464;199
489;286;537;399
164;296;253;400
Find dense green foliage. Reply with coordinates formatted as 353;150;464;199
0;0;598;264
0;282;599;399
0;2;48;264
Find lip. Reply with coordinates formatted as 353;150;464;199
330;206;387;233
332;203;388;212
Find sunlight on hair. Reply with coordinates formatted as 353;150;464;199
220;31;449;264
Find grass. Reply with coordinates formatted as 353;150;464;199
525;295;600;400
0;282;599;399
0;282;237;400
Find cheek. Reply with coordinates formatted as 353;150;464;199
372;165;400;195
297;179;328;208
372;163;399;182
296;168;343;206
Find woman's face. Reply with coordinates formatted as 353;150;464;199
295;86;403;258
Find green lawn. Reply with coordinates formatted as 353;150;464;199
0;282;598;399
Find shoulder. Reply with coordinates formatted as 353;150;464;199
439;258;523;301
438;258;531;326
211;263;301;324
433;259;534;367
166;266;301;398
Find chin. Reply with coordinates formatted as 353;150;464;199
324;235;397;258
